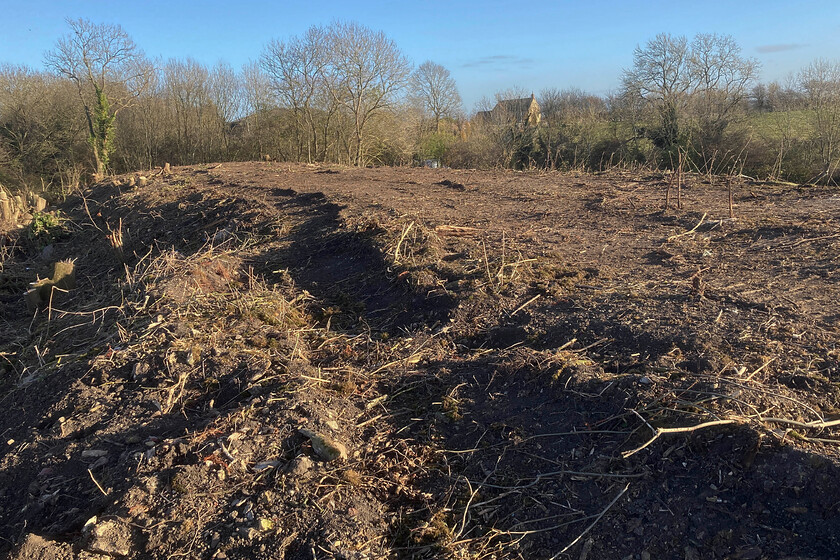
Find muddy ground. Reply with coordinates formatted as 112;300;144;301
1;162;839;560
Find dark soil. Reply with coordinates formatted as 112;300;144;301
1;162;839;559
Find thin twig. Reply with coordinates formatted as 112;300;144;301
667;213;707;242
621;419;738;458
776;232;840;250
482;241;492;285
473;469;643;489
393;221;414;264
455;456;501;539
759;417;840;430
88;469;109;496
511;294;541;316
550;483;630;559
743;357;776;381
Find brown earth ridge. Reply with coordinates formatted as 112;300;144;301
1;162;839;559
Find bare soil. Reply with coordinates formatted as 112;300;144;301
1;162;839;560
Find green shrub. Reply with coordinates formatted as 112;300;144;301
28;211;63;246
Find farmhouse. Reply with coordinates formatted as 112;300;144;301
474;93;542;128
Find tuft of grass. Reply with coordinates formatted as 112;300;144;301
442;395;463;421
342;469;363;486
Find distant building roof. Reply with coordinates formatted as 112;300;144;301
473;94;541;127
496;96;537;122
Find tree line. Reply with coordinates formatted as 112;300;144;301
2;19;840;197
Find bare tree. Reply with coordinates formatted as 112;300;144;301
623;32;758;174
262;26;329;162
751;83;769;112
210;61;242;156
690;33;758;129
323;22;412;166
113;66;166;171
622;33;693;151
409;61;462;130
45;18;152;178
684;34;758;175
799;59;840;181
163;58;213;162
688;33;758;169
240;61;274;159
0;64;86;189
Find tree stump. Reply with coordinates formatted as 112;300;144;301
24;260;76;312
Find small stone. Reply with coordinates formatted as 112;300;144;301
258;518;274;531
39;245;55;261
633;525;644;536
734;547;762;560
252;460;280;472
125;435;141;445
298;429;347;462
144;476;160;494
88;520;131;557
213;229;233;244
258;491;276;506
237;526;258;540
82;449;108;459
784;506;808;514
289;455;313;476
684;546;699;560
37;467;54;478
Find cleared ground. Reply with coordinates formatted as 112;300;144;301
1;162;839;559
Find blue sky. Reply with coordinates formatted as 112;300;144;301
1;0;839;111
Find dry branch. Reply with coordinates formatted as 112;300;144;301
621;419;738;458
392;221;414;264
760;417;840;430
776;232;840;250
666;213;707;242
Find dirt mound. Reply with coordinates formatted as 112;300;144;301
1;162;839;559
